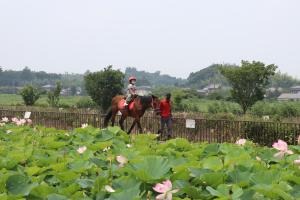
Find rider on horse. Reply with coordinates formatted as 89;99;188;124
124;76;137;107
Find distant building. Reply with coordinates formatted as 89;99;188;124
277;85;300;101
42;84;54;91
197;89;209;96
136;86;152;96
290;86;300;94
76;87;82;95
197;84;221;95
60;88;72;96
277;93;300;101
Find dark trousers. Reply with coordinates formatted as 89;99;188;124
158;117;173;137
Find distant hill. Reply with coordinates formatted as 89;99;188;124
186;64;232;89
125;67;186;87
186;64;300;89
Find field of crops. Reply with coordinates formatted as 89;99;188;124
1;118;300;200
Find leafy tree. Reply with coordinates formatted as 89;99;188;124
84;66;124;111
71;85;77;96
47;81;62;107
220;61;277;114
19;85;41;106
125;67;186;87
20;67;33;81
270;71;300;88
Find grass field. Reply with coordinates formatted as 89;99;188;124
181;98;242;113
0;94;83;107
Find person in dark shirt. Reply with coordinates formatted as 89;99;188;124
158;93;173;139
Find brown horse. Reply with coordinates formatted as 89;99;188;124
104;95;160;134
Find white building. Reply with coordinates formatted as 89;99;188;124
278;93;300;101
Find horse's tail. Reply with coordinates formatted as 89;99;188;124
104;107;112;127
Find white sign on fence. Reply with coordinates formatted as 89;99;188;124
186;119;196;129
24;111;31;119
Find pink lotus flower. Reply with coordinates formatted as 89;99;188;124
77;146;87;154
11;117;19;123
294;156;300;169
235;139;246;146
116;155;128;167
153;180;179;200
15;119;26;126
26;119;32;125
1;117;9;123
272;139;294;159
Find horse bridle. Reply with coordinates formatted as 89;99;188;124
151;97;160;112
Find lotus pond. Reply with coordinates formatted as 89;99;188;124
1;123;300;200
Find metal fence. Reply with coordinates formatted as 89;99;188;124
1;108;300;146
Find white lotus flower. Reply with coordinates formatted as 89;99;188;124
103;146;111;152
1;117;9;123
81;123;88;128
105;185;115;193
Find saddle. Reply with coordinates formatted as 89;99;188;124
119;96;137;111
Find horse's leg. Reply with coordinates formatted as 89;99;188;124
127;120;137;134
119;115;126;131
111;110;117;126
136;118;143;133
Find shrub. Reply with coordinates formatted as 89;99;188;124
84;66;124;111
19;85;40;106
76;97;98;108
47;82;62;107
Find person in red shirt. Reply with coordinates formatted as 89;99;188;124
158;93;173;139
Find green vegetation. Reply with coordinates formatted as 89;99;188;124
250;101;300;118
125;67;186;87
1;124;300;199
187;64;231;88
19;85;41;106
47;82;62;107
84;66;125;111
0;94;85;108
221;61;277;114
0;67;61;87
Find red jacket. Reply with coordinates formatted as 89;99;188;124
160;98;172;118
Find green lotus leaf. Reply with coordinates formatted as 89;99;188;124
76;179;94;189
107;183;140;200
29;182;56;199
47;194;69;200
202;156;223;171
130;156;171;182
6;174;38;196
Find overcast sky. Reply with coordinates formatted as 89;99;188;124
0;0;299;78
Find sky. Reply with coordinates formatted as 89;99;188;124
0;0;299;79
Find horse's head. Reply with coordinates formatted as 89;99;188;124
151;95;161;113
